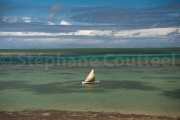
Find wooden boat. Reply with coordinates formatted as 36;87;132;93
82;69;100;84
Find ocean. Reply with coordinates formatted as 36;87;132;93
0;48;180;117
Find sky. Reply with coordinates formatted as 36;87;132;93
0;0;180;48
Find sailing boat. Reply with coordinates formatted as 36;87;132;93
82;69;100;84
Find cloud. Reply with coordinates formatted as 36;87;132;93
1;1;180;27
60;20;71;25
1;27;178;38
1;35;179;48
5;16;24;23
23;17;31;23
0;2;49;22
113;28;178;37
167;29;180;37
0;1;180;48
4;16;34;23
70;3;180;27
0;15;3;22
0;2;5;22
44;14;57;22
48;21;55;25
51;4;63;11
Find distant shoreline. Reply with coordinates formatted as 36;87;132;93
0;110;179;120
0;47;180;55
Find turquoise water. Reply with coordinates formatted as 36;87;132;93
1;47;180;63
1;54;180;63
0;63;180;117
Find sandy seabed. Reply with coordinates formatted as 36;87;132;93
0;110;179;120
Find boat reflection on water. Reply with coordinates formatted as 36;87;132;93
82;83;96;89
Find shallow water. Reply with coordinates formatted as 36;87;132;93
0;62;180;117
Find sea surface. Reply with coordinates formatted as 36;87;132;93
0;48;180;117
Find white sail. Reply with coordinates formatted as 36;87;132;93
84;69;95;82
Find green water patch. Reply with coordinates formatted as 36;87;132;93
0;80;159;95
163;89;180;99
0;81;31;90
167;81;178;82
143;76;180;80
0;65;180;116
0;80;97;94
19;71;34;74
97;80;159;91
24;81;86;94
0;72;11;75
52;72;75;75
63;77;71;79
159;77;180;80
128;70;144;73
152;69;179;74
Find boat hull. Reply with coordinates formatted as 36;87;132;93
82;81;96;84
82;80;100;84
